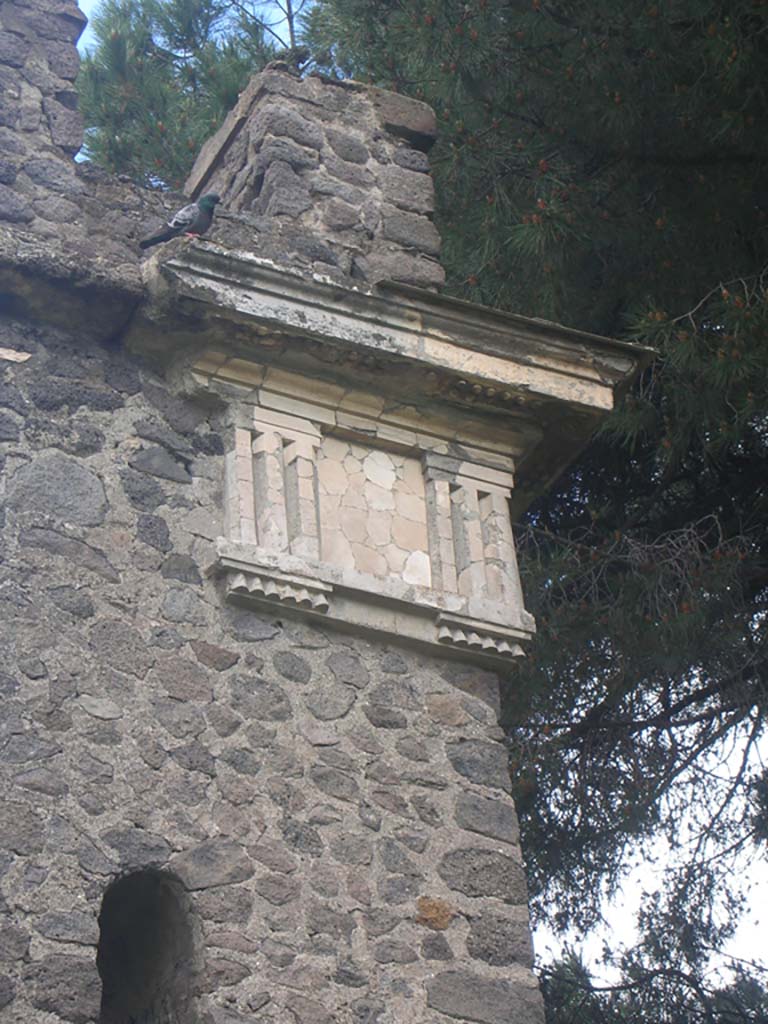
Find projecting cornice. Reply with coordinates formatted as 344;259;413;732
134;241;652;515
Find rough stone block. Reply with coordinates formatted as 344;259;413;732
326;127;369;164
446;739;512;792
43;95;83;154
381;204;441;256
0;31;28;67
369;87;437;149
0;181;33;222
379;164;434;214
427;970;545;1024
171;838;254;890
253;104;324;150
467;910;535;967
25;954;101;1023
8;451;107;524
254;133;320;172
455;791;519;844
355;247;445;289
438;847;528;903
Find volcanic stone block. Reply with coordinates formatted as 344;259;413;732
8;451;107;525
171;838;254;890
438;848;528;904
427;970;544;1024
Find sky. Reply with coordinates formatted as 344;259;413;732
76;0;97;51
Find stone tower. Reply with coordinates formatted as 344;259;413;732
0;4;648;1022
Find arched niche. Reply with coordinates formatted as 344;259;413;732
97;869;201;1024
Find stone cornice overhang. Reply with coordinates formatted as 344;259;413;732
138;241;654;516
0;226;144;344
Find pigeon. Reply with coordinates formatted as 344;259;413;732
139;193;221;250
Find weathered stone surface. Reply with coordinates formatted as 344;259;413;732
48;584;95;618
455;791;519;844
197;886;253;923
0;800;44;854
0;410;19;440
335;957;368;987
91;619;154;678
231;674;291;719
281;819;324;857
130;444;192;483
170;739;216;776
137;511;172;550
162;586;207;624
0;921;30;961
467;911;535;967
415;895;455;930
286;993;332;1024
304;681;356;721
369;87;437;146
422;932;454;960
326;651;369;688
377;873;419;904
220;746;261;775
329;832;372;866
0;182;33;222
273;650;312;683
310;764;359;803
307;902;355;941
152;697;205;738
381;206;441;256
326;128;369;164
1;730;64;766
250;838;298;874
372;940;417;964
0;975;14;1011
438;847;528;903
78;693;122;720
350;997;385;1024
8;452;107;525
171;838;254;889
120;467;168;510
446;739;512;793
161;553;202;583
14;762;69;797
20;526;119;580
427;970;544;1024
25;954;102;1023
191;639;240;671
101;826;171;868
204;956;249;988
253;872;299;905
363;703;407;729
36;910;98;945
151;655;212;701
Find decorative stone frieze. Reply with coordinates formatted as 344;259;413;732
191;352;535;665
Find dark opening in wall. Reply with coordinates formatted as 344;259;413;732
97;870;200;1024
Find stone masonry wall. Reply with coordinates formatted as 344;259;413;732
189;70;446;291
0;315;544;1024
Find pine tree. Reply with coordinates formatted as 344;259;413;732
77;0;278;187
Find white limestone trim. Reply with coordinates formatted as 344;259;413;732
202;351;538;664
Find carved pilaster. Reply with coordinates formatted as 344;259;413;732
283;438;321;561
424;476;458;594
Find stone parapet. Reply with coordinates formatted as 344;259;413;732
186;68;446;291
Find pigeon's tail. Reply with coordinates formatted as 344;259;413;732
139;229;177;250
